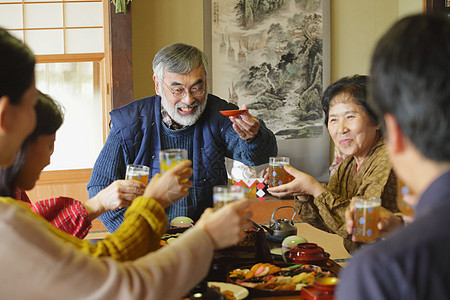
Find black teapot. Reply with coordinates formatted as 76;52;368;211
262;206;298;241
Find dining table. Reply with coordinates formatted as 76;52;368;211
186;196;350;300
86;196;352;300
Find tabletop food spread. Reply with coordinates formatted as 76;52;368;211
165;219;343;300
228;262;335;297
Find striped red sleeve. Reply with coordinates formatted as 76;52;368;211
31;197;92;239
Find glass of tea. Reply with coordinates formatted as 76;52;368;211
159;149;188;174
125;164;150;185
213;185;244;210
397;181;415;217
268;156;293;187
352;196;381;243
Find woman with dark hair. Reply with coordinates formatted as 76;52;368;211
0;91;150;239
266;75;398;253
0;90;64;197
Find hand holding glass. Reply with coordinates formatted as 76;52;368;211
125;164;150;185
159;149;188;174
268;157;293;187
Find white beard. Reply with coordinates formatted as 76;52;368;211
160;90;207;126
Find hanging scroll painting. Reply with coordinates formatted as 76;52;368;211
204;0;331;181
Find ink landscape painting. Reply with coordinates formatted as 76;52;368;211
210;0;327;140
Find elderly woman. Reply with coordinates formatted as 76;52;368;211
267;75;398;253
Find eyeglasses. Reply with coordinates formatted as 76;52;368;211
159;78;206;100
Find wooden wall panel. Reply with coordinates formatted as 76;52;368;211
26;168;107;232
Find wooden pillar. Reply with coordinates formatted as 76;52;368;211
424;0;449;16
109;2;133;109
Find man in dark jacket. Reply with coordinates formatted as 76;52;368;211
88;43;277;232
337;14;450;300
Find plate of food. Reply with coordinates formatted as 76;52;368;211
227;262;335;297
208;282;249;300
220;109;246;117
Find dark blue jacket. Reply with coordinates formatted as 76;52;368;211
88;94;277;232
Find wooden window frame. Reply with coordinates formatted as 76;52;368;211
3;0;104;55
107;1;133;111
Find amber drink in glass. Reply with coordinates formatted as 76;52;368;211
268;157;292;187
397;181;415;217
159;149;188;174
213;185;244;210
353;196;381;243
126;164;150;185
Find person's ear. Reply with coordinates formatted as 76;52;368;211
0;95;11;135
153;75;161;96
384;113;404;154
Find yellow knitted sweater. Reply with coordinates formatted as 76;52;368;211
0;196;167;261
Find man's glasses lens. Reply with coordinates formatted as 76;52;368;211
172;87;205;99
161;79;205;99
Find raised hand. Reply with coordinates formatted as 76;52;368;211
143;160;193;208
267;165;325;198
84;179;146;219
195;199;253;249
230;104;260;140
345;200;403;242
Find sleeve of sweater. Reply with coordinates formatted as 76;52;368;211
86;196;168;261
9;196;168;262
87;130;127;233
31;197;92;239
224;118;278;166
0;198;214;300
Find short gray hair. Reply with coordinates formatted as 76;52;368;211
152;43;208;82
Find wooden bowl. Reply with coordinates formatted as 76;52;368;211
285;243;330;263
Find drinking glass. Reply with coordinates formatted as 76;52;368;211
268;157;293;187
159;149;188;174
353;196;381;243
397;181;415;217
213;185;245;210
125;164;150;185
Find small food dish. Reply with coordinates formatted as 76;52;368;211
281;235;308;249
300;277;339;299
270;247;283;258
220;109;246;117
207;282;249;300
285;243;330;263
183;286;225;300
313;277;339;292
170;216;194;228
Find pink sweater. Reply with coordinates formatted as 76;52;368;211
0;197;214;300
